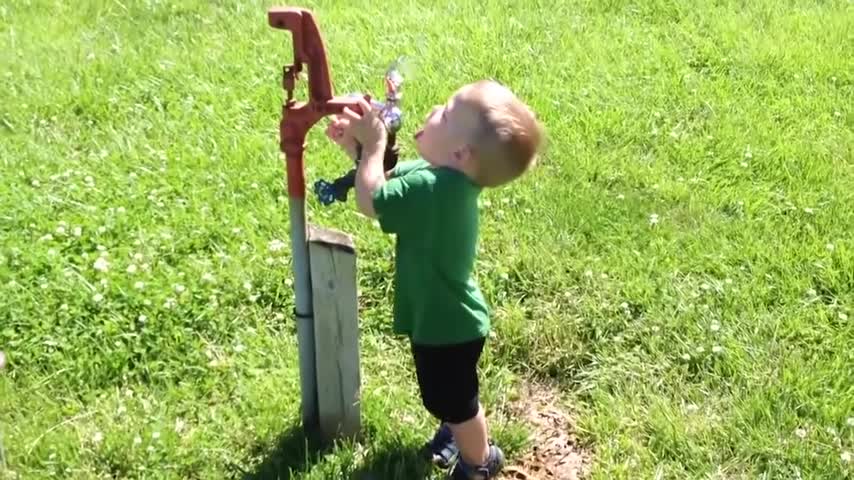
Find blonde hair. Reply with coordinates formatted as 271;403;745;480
464;81;544;187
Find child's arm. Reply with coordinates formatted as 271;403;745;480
355;147;385;218
340;99;388;218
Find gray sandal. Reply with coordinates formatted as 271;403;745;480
449;444;505;479
424;423;459;468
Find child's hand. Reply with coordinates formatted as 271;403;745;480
325;115;358;161
341;99;387;155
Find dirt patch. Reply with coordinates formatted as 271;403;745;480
500;381;592;480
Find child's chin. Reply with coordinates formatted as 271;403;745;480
414;145;431;163
413;137;426;154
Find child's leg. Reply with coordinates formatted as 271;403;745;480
447;403;489;465
411;338;493;466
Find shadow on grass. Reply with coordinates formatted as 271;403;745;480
241;423;437;480
348;443;436;480
241;424;331;480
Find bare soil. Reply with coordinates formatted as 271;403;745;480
499;381;592;480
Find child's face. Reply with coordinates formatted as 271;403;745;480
413;84;484;169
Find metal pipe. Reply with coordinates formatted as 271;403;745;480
288;195;317;428
281;121;318;428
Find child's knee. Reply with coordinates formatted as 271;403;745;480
422;391;480;424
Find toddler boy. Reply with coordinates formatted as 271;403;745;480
326;80;543;479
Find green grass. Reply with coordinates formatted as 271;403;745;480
1;0;853;478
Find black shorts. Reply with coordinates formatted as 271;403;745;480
411;337;486;424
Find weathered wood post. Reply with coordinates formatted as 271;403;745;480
307;224;361;441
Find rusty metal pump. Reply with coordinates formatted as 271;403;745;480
267;6;404;427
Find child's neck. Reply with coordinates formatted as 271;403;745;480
430;162;481;186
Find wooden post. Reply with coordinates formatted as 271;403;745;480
307;224;361;441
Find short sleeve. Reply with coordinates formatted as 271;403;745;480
389;159;430;178
372;171;434;235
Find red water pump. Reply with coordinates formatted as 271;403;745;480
267;6;404;427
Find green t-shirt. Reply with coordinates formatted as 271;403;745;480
371;159;490;345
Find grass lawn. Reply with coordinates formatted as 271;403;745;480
1;0;852;478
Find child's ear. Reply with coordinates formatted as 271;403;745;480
454;145;475;164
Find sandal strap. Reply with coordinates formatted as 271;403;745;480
425;424;459;467
450;445;504;479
